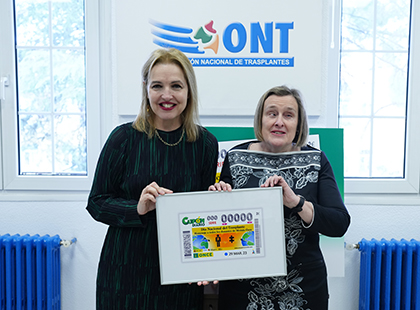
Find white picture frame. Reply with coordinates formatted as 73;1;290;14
155;187;287;285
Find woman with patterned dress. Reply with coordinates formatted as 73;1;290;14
86;48;218;310
210;85;350;310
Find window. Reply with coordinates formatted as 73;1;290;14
0;0;100;191
339;0;420;195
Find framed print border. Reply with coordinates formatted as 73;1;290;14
156;187;287;285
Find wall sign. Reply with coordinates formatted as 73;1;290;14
115;0;324;116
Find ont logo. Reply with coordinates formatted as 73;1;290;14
150;20;294;55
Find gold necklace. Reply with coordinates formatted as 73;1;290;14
155;129;185;146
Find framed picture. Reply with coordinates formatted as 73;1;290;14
156;187;287;284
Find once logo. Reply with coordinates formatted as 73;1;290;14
182;216;205;226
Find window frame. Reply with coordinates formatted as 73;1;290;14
338;0;420;201
0;0;101;192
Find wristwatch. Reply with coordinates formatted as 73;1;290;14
290;195;305;213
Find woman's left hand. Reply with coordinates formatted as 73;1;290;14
260;175;300;209
261;175;314;224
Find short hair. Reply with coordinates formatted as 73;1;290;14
132;48;200;141
254;85;309;147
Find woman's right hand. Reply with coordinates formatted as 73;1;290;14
137;181;173;215
208;181;232;192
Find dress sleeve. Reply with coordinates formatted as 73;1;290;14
86;125;147;227
201;129;219;188
307;151;351;237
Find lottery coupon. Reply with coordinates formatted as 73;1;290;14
179;208;264;262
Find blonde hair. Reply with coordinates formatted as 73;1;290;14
254;85;309;147
132;48;200;141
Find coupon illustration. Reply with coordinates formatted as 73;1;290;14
179;209;264;262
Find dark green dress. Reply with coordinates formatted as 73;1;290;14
86;123;218;310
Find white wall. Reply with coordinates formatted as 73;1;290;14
0;198;107;310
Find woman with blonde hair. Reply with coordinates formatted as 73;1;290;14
87;48;218;309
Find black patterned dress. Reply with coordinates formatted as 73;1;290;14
86;123;218;310
217;141;350;310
